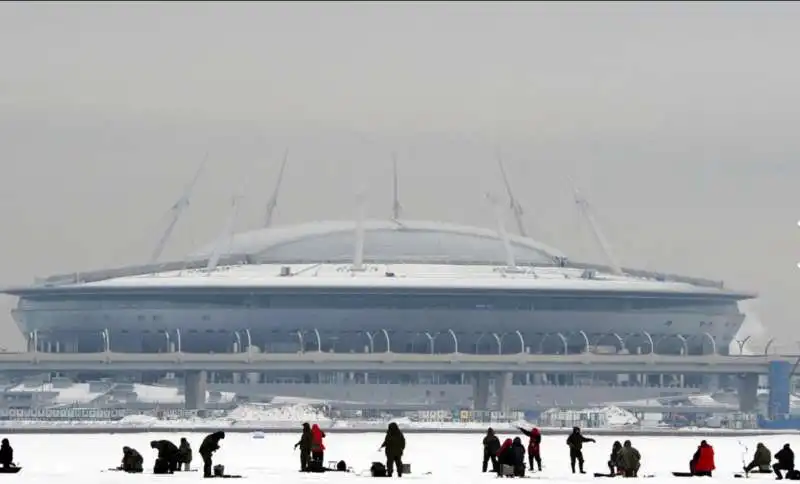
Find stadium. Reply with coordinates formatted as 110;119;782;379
0;163;757;409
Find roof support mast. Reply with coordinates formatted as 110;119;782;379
149;154;208;264
206;196;241;274
496;152;528;237
391;152;403;223
351;190;367;272
486;192;518;270
264;148;289;228
572;185;623;275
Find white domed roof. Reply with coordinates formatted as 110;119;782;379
191;219;566;266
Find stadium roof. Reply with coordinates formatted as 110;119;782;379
189;219;567;266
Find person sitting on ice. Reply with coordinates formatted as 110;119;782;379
608;441;623;476
120;446;143;473
744;443;771;474
0;439;13;469
689;440;715;477
511;437;527;477
496;438;515;477
774;444;795;480
618;440;641;477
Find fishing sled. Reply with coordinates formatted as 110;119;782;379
0;467;21;474
594;473;654;479
734;471;773;478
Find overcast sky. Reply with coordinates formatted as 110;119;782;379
0;1;797;351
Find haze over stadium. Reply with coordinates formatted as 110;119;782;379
0;2;797;410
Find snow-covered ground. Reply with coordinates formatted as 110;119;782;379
1;431;794;482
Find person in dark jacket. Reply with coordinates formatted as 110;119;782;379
608;441;623;475
482;428;501;472
120;446;144;473
518;426;542;472
566;427;595;474
774;444;795;480
496;438;515;477
294;423;312;472
744;443;772;473
150;440;180;474
199;431;225;478
177;438;192;471
0;439;12;469
618;440;641;478
379;422;406;477
511;437;527;477
690;440;715;477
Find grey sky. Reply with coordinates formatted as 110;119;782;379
0;1;797;350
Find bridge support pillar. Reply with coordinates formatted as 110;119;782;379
738;373;759;413
247;346;261;385
768;360;792;419
494;372;512;412
184;371;207;411
706;374;722;392
471;373;490;411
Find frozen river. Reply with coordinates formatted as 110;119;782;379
0;431;795;482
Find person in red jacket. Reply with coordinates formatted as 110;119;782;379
310;424;326;470
690;440;715;477
517;426;542;472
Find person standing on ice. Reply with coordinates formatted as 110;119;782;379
199;431;225;478
294;423;312;472
379;422;406;477
177;438;192;471
310;424;326;470
150;439;180;474
482;427;500;472
517;426;542;472
566;426;595;474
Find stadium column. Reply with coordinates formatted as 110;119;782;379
471;373;490;411
768;360;792;419
737;373;759;412
184;370;207;410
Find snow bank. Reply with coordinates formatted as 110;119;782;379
538;405;639;428
5;381;236;406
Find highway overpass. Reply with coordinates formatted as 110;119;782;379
0;350;793;374
0;350;791;412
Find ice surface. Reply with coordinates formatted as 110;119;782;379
0;431;795;483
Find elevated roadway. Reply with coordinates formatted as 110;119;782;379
0;351;794;374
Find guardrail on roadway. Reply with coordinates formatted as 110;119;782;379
0;351;795;374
